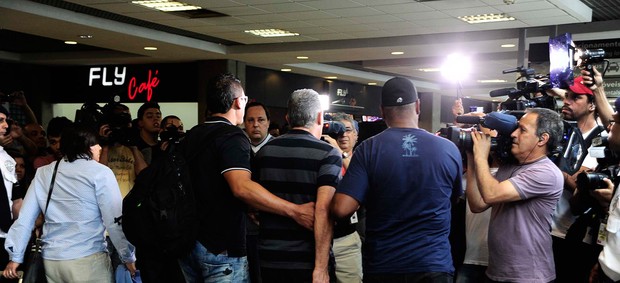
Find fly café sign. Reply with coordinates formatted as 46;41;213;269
88;66;159;101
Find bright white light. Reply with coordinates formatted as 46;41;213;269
319;94;330;111
441;53;471;82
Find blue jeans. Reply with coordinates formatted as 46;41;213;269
178;241;249;283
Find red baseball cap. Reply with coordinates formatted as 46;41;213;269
568;76;593;95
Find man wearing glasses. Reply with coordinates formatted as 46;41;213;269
179;73;315;282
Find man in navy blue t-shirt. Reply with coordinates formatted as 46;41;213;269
331;77;463;283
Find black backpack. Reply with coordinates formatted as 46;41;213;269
122;140;197;258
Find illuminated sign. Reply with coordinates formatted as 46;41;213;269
88;66;160;102
128;69;159;101
88;67;126;86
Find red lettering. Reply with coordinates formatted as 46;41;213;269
127;69;160;101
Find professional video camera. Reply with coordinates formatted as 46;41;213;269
489;66;556;111
322;120;346;139
100;102;135;146
74;101;105;133
438;112;519;163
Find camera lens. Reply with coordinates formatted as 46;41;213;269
576;172;608;191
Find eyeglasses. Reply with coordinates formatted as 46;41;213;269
235;96;248;103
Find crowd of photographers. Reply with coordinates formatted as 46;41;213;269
446;65;620;283
2;61;620;282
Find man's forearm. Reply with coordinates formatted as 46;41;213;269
594;86;613;128
314;187;335;274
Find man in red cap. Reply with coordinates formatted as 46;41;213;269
549;74;607;282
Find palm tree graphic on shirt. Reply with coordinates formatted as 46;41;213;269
402;134;418;157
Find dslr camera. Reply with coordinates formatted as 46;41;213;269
160;125;185;142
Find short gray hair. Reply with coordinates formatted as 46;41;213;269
288;89;322;128
331;112;358;133
526;108;564;153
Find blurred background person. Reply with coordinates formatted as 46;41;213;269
3;126;137;282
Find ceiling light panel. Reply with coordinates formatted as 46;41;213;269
458;13;515;24
244;29;300;37
132;1;202;12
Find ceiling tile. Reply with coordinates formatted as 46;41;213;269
254;2;316;13
371;21;420;30
397;11;452;21
521;15;581;26
279;10;339;20
349;15;404;24
313;18;358;27
497;1;554;12
412;18;467;27
511;8;568;19
422;0;488;10
352;0;412;5
329;7;384;17
303;33;355;41
290;26;336;34
213;6;271;16
236;13;296;22
329;24;380;33
301;0;364;10
372;3;435;14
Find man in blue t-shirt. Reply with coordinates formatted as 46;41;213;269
331;77;463;283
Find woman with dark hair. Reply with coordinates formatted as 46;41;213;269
2;126;137;282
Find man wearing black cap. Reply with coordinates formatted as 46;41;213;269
0;106;19;281
549;73;608;282
331;77;463;282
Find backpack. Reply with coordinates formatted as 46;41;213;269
122;140;197;258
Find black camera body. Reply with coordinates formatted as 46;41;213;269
160;125;185;142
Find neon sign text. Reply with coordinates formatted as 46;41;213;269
128;69;160;101
88;67;126;86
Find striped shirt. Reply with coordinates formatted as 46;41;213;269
253;129;341;269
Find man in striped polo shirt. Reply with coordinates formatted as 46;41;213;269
253;88;342;283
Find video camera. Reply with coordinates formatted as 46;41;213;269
438;111;519;163
322;120;346;139
74;95;136;146
489;66;556;111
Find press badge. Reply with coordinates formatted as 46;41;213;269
598;220;607;246
350;212;358;224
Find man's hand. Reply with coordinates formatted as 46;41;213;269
581;66;603;90
590;178;614;208
452;98;464;116
10;91;27;107
125;262;137;277
312;267;330;283
470;129;492;161
0;134;13;147
292;202;315;230
2;261;21;279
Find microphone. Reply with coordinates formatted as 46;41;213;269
489;88;520;97
455;115;483;125
483;112;518;135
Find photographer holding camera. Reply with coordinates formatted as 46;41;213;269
466;107;564;282
546;74;608;282
98;103;147;198
585;95;620;282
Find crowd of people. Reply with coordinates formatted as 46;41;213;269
0;68;619;283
